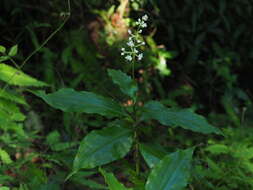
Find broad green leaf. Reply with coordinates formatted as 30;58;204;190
8;45;18;56
34;88;126;118
0;148;13;164
0;45;6;53
146;148;194;190
100;168;133;190
0;90;27;105
140;143;168;168
108;69;137;99
73;125;133;170
142;101;221;134
0;63;47;87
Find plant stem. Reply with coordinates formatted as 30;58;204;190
134;129;140;175
131;58;140;175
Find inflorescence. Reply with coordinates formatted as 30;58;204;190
121;14;148;62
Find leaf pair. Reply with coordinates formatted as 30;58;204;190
32;69;221;190
33;68;221;136
99;147;194;190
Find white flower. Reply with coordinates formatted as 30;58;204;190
142;15;148;21
120;14;148;62
137;53;143;60
141;23;147;28
125;55;132;61
127;40;135;47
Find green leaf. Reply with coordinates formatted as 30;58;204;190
0;90;27;105
46;130;61;146
142;101;221;134
0;45;6;53
73;125;133;170
52;142;78;151
34;88;126;118
70;171;107;189
8;45;18;56
108;69;137;99
0;187;10;190
46;131;78;151
205;144;229;154
37;182;60;190
0;63;47;87
146;148;194;190
74;179;108;189
0;56;10;62
140;143;168;168
0;99;26;122
100;168;133;190
0;148;13;164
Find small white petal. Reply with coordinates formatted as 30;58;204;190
127;40;135;47
125;55;132;61
128;29;132;34
142;15;148;21
141;23;147;28
138;53;143;60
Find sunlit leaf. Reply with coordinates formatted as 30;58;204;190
0;45;6;53
8;45;18;56
0;63;47;87
0;90;27;105
205;144;229;154
0;148;13;164
0;99;26;122
0;187;10;190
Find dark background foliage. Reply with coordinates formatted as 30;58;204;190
1;0;253;189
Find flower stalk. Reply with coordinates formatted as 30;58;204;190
120;14;148;176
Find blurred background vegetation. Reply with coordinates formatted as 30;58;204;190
1;0;253;189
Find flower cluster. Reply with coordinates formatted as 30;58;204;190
121;15;148;62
